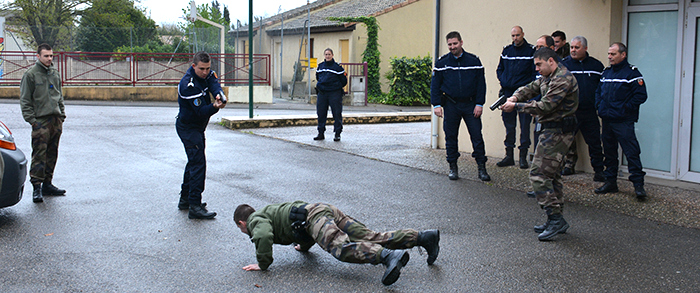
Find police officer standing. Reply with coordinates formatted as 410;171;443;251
594;42;648;201
496;26;537;169
176;51;226;219
500;47;579;241
314;48;347;141
20;43;67;203
560;36;605;181
431;31;490;181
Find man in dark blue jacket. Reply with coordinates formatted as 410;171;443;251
314;48;347;141
431;31;490;181
560;36;605;182
594;42;648;201
176;51;226;219
496;26;537;169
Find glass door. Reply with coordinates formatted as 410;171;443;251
679;6;700;181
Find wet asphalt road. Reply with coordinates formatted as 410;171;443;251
0;101;699;292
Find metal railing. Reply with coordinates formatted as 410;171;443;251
340;62;368;105
0;51;270;87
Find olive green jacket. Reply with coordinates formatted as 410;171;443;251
19;60;65;125
246;200;308;270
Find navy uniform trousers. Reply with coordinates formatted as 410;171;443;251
317;89;344;134
501;89;532;150
601;120;645;186
443;100;487;164
567;110;604;172
176;120;206;206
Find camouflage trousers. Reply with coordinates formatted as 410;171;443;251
531;129;574;214
304;203;419;265
30;116;63;186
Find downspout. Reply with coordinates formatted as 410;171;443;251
431;0;440;149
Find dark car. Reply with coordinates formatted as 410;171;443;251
0;120;27;208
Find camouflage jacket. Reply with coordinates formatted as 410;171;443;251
512;63;578;123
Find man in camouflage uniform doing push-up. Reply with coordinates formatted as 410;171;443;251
234;201;440;286
500;47;579;241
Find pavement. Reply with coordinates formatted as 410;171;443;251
1;97;699;291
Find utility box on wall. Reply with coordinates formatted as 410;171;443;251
350;76;365;106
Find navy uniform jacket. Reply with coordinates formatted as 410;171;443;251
430;51;486;106
177;66;222;131
496;40;537;91
561;53;604;112
595;58;647;122
315;59;347;93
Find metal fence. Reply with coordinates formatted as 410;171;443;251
0;51;270;86
340;62;368;105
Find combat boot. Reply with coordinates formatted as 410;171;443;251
42;181;66;196
561;167;575;176
313;132;325;140
417;229;440;265
635;185;647;201
594;181;619;194
477;164;491;181
538;213;569;241
519;149;529;169
178;193;206;210
496;147;515;167
32;184;43;203
534;221;568;234
188;204;217;219
380;249;409;286
448;162;459;180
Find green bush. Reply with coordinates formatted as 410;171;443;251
382;56;432;106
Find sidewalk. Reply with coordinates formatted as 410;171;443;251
223;94;700;230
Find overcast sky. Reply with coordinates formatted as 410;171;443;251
138;0;312;26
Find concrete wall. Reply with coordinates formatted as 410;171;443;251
375;0;434;92
437;0;619;172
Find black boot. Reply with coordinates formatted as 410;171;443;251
42;181;66;196
448;162;459;180
594;181;619;194
561;167;575;176
313;132;325;140
593;171;605;182
635;185;647;201
538;213;569;241
178;192;206;210
417;229;440;265
333;132;341;142
534;220;569;234
380;249;409;286
496;147;515;167
32;185;43;203
188;204;217;219
477;164;491;181
519;149;529;169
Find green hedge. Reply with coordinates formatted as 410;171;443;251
376;56;432;106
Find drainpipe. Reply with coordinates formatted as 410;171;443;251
431;0;440;149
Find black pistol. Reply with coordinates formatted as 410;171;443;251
489;95;508;111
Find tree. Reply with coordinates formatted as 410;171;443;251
74;0;159;52
181;0;233;54
2;0;87;50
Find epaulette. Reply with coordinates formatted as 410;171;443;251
529;44;536;49
438;53;450;60
604;66;612;70
630;64;638;70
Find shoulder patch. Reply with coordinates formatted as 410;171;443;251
638;78;644;86
193;98;202;107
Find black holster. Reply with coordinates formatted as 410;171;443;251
289;205;313;243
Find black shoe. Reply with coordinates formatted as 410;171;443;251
593;171;605;182
635;185;647;201
32;188;43;203
497;148;515;167
534;221;568;234
333;133;341;142
538;213;569;241
380;249;409;286
42;182;66;196
313;133;325;140
561;167;575;176
594;181;619;194
478;164;491;181
526;191;535;198
417;229;440;265
448;162;459;180
188;204;217;219
519;149;529;169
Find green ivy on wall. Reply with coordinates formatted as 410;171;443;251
327;16;381;99
381;56;432;106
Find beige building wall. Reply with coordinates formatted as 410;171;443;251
376;0;434;92
436;0;619;172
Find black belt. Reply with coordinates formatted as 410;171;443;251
537;116;577;133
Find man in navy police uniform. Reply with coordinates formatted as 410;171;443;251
431;31;491;181
594;42;648;201
176;51;226;219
